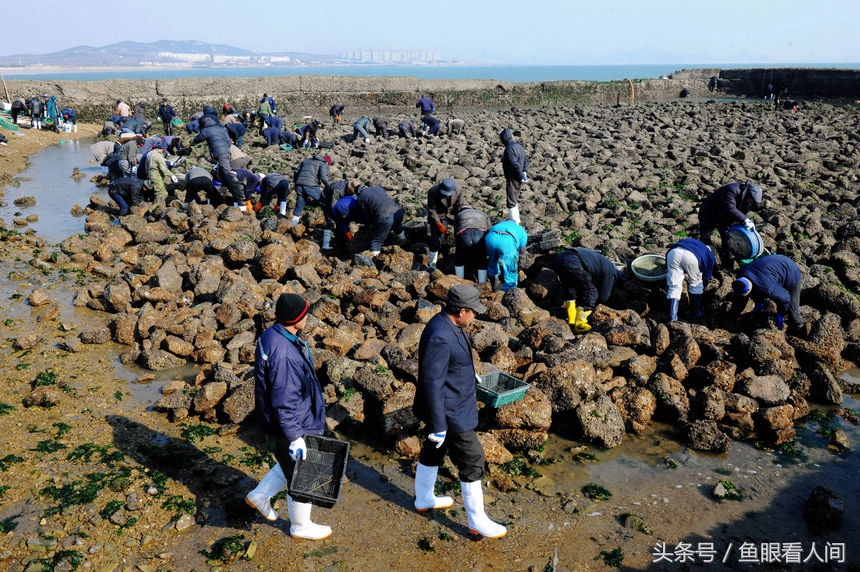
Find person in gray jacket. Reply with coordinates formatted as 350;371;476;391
292;154;332;224
352;117;372;143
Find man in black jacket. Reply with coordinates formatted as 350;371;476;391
500;127;529;224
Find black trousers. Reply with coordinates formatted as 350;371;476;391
418;429;485;482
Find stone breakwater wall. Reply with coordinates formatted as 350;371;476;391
6;68;857;123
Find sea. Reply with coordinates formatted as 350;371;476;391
3;63;857;83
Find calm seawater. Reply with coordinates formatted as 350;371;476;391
4;63;857;82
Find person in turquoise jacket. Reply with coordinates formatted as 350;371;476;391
484;219;528;291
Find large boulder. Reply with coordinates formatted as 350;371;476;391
573;394;625;448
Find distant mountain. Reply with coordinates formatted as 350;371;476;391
0;40;337;68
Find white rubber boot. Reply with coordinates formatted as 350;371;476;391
414;463;454;512
509;205;521;224
478;269;488;284
454;266;465;279
235;202;247;212
279;201;287;216
73;123;77;132
287;497;332;540
461;480;506;538
427;251;438;270
245;464;287;521
291;215;300;225
321;229;332;250
369;250;380;257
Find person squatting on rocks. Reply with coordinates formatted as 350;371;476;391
426;177;464;272
108;177;153;216
225;119;247;148
372;117;389;139
292;154;332;224
447;118;465;135
321;179;350;251
731;254;806;334
329;104;344;124
421;115;441;136
297;119;322;148
61;107;77;132
416;93;435;117
189;116;247;209
233;168;261;212
500;127;529;224
698;179;763;262
245;293;333;540
353;182;406;257
665;238;716;322
453;206;491;284
412;284;506;539
184;166;219;206
157;98;177;136
352;116;372;143
258;172;292;216
332;194;359;243
398;118;419;139
551;248;625;333
144;140;177;206
485;218;528;292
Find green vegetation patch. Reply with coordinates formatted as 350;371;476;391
582;482;612;500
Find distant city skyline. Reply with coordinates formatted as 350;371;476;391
2;0;857;66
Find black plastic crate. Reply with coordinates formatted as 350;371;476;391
477;372;530;408
289;435;350;508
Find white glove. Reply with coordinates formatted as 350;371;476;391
744;218;754;229
521;173;528;183
170;175;178;184
288;437;307;461
427;431;447;449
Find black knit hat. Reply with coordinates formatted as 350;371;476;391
275;293;309;325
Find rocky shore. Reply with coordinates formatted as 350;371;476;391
0;89;858;570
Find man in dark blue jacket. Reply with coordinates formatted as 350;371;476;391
500;128;529;224
413;284;506;538
552;248;624;333
666;238;716;321
246;293;332;540
157;98;177;136
416;93;435;116
190;117;246;208
732;254;804;333
698;180;763;260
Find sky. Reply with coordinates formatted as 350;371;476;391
4;0;858;66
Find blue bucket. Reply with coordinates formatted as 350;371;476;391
725;224;764;264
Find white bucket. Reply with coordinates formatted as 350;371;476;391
63;124;72;132
0;102;11;111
